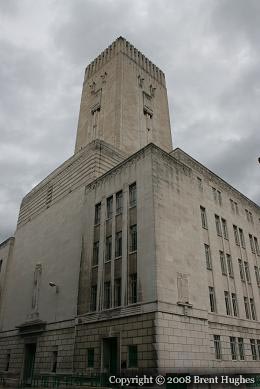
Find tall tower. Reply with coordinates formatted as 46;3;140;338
75;37;172;155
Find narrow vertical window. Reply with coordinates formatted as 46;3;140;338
94;203;101;225
197;177;203;191
224;291;232;316
239;228;245;248
115;231;122;257
104;281;111;309
0;259;3;273
244;261;251;283
130;225;137;252
250;298;257;321
200;206;207;229
244;297;250;319
204;244;212;270
231;293;239;317
238;259;245;281
226;254;233;277
250;339;257;360
233;226;240;246
220;251;227;275
209;287;217;313
221;218;228;239
254;237;260;256
92;241;99;266
87;348;94;368
215;215;222;236
105;236;112;261
230;337;237;360
129;183;137;207
90;285;97;311
106;196;113;219
52;350;58;373
116;191;123;214
129;273;137;304
128;345;138;368
114;278;121;307
5;352;11;371
238;338;245;360
249;234;255;253
213;335;222;360
254;266;260;287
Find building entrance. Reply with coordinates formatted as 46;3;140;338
103;337;118;374
23;343;36;386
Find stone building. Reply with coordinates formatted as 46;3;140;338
0;36;260;384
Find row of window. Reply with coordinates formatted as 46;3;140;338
86;345;138;368
90;273;137;311
213;335;260;361
209;287;257;320
94;183;137;225
200;207;260;256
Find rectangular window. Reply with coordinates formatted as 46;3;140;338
230;199;239;214
104;281;111;309
217;190;222;205
250;339;257;360
215;215;222;236
105;236;112;262
246;209;254;224
197;177;203;191
114;278;121;307
254;266;260;287
5;352;11;371
200;206;207;229
92;241;99;266
0;259;3;273
209;286;217;313
129;273;137;304
52;350;58;373
129;183;137;207
257;340;260;359
226;254;233;278
130;225;137;252
244;261;251;283
231;293;239;317
249;234;255;253
116;191;123;214
128;345;138;368
204;244;212;270
250;298;257;321
238;259;245;281
213;335;222;360
94;203;101;225
244;296;250;319
230;337;237;360
212;188;222;205
238;338;245;360
254;237;260;256
239;228;245;248
224;291;232;315
90;285;97;311
233;225;240;246
220;251;227;275
115;231;122;258
106;196;113;219
222;218;228;239
87;348;94;368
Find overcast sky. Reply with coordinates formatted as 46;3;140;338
0;0;260;242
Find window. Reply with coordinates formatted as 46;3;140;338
87;348;94;368
129;273;137;304
197;177;203;191
224;291;232;316
5;352;11;371
116;191;123;214
249;234;255;253
209;287;217;313
239;228;245;248
238;338;245;360
226;254;233;278
238;259;245;281
220;251;227;275
250;339;257;360
128;345;138;368
204;244;212;270
129;183;136;207
130;225;137;252
233;225;240;246
115;231;122;257
222;218;228;239
230;337;237;360
200;206;207;229
0;259;3;273
104;281;111;309
246;209;254;224
231;293;239;317
105;236;112;262
94;203;101;225
92;241;99;266
230;199;239;214
255;266;260;287
52;350;58;373
257;340;260;359
212;188;222;205
254;237;260;256
250;298;257;321
213;335;222;359
90;285;97;311
114;278;121;307
215;215;222;236
244;261;251;284
106;196;113;219
244;297;250;319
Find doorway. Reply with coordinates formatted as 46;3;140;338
23;343;36;386
103;337;118;374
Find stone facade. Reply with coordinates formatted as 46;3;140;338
0;37;260;387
